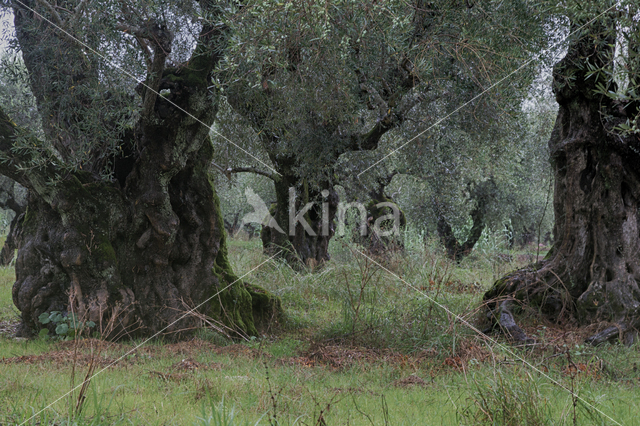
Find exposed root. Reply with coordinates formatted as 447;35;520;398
585;322;640;346
585;323;628;346
486;299;535;344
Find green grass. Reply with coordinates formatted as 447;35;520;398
0;264;17;323
1;235;639;425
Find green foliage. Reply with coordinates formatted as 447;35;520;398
0;53;41;134
38;311;96;340
550;0;640;138
217;0;551;188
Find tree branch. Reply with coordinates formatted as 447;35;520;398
211;161;276;181
71;0;89;24
350;84;433;151
229;167;277;180
34;0;64;27
130;21;172;121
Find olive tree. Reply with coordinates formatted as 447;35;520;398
1;0;279;338
215;0;548;266
484;2;640;344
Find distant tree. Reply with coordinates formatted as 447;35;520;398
436;178;498;261
484;2;640;344
0;176;26;265
216;0;548;266
1;0;279;338
337;70;557;262
344;170;407;254
0;53;36;265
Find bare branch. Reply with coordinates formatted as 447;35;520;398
210;161;229;177
211;161;276;181
229;167;277;180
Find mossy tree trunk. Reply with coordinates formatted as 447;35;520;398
257;154;339;267
4;0;279;339
484;19;640;344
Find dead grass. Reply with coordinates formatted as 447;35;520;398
0;350;120;368
0;319;17;338
300;342;429;370
392;374;428;388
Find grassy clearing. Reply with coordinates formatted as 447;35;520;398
1;234;639;425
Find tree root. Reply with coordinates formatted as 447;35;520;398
486;299;535;344
585;322;638;346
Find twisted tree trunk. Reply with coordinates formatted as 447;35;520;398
437;179;496;262
5;0;279;339
484;20;640;344
260;168;338;267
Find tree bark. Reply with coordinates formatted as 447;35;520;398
353;172;406;255
260;169;338;268
483;20;640;343
6;1;280;339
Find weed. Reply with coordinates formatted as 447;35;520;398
38;311;96;341
196;397;258;426
460;369;551;426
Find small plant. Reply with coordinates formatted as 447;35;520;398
460;369;551;426
38;311;96;340
196;397;256;426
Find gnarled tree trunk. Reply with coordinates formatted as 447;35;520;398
5;0;279;339
260;167;338;268
483;19;640;344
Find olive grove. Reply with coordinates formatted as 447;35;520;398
212;0;550;266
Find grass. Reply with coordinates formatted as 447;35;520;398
0;238;18;324
1;233;640;425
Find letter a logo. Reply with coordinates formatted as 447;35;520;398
241;187;284;233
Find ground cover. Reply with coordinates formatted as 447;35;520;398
0;235;639;425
